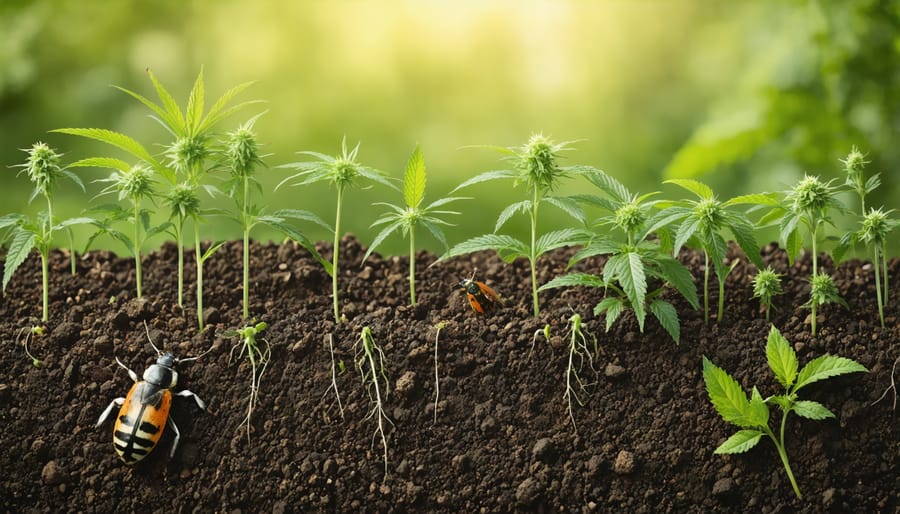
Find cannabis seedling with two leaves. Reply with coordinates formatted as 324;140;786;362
703;325;867;498
657;179;764;324
541;169;699;343
442;134;592;317
364;146;467;305
278;138;394;322
226;321;270;444
1;143;92;322
355;326;393;477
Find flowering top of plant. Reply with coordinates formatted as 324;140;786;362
19;142;69;200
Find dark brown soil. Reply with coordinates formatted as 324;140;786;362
1;236;897;513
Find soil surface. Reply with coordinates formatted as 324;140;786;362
0;236;897;513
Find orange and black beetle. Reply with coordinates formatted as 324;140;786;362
458;272;502;314
96;349;205;465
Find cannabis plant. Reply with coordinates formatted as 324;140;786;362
542;170;699;343
220;114;329;319
364;145;467;305
658;179;763;324
751;267;783;321
278;137;394;322
441;134;593;316
1;143;92;321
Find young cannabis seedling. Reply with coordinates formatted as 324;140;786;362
364;146;466;305
278;137;393;322
703;325;867;498
842;146;876;214
752;267;783;321
840;208;897;327
221;114;330;319
562;313;596;433
76;162;169;299
1;143;91;322
441;134;594;317
226;321;270;444
541;170;698;343
763;175;845;335
658;179;763;324
354;326;393;476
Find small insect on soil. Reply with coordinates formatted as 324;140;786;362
457;270;503;314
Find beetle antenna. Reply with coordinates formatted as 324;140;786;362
143;321;163;356
177;343;215;364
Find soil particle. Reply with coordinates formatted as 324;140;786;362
605;362;627;378
41;461;67;485
531;437;557;464
613;450;635;475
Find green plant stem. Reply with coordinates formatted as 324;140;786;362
194;222;204;331
764;411;802;498
66;228;76;275
810;221;818;336
874;247;885;328
176;222;184;308
703;252;710;325
332;189;344;323
882;241;890;308
133;201;143;299
242;176;250;319
409;231;416;305
529;187;540;317
718;271;726;323
765;299;771;322
40;250;49;322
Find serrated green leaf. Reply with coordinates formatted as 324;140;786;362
785;226;802;265
268;209;333;232
748;386;770;426
540;272;605;291
792;400;834;420
649;299;680;344
569;237;621;266
651;255;700;309
594;297;624;331
617;251;647;330
544;196;585;224
186;68;205;133
665;178;714;200
363;219;404;262
404;145;426;209
3;228;36;291
450;169;517;193
673;217;701;255
442;234;528;261
69;157;132;173
641;206;690;242
494;200;531;232
261;219;332;275
535;228;584;255
714;430;764;454
766;325;798;389
723;192;780;207
702;356;757;428
199;82;258;134
723;211;763;268
146;67;187;132
794;354;868;392
584;169;631;204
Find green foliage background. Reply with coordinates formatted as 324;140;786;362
2;0;898;256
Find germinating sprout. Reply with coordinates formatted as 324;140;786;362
321;333;345;421
17;325;45;367
871;356;898;411
752;267;783;321
227;321;271;444
432;321;448;424
354;326;393;477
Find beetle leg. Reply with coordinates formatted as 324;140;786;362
167;417;181;457
176;389;206;410
96;398;125;427
115;357;139;382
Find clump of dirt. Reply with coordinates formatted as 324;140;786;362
0;237;896;512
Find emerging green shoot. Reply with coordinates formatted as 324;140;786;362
354;326;393;477
541;170;699;343
840;207;897;327
2;143;91;321
841;146;876;213
751;267;783;321
226;321;270;444
441;134;595;316
221;114;330;319
562;313;596;433
365;146;467;305
17;325;45;367
278;138;394;322
703;325;867;498
658;179;763;324
804;273;847;334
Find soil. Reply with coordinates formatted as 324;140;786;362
0;236;897;513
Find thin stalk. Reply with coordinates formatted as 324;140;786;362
810;221;818;336
40;251;49;322
242;176;250;319
133;200;142;298
194;222;204;331
433;322;445;424
703;252;710;325
364;343;389;476
882;241;890;308
874;247;885;328
332;189;344;323
717;270;726;323
766;410;802;498
176;222;185;307
66;228;76;275
409;229;416;305
324;334;344;418
529;187;540;317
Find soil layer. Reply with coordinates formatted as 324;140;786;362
1;237;897;513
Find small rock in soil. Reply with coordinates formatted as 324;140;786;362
394;371;417;400
712;477;736;500
110;310;130;331
41;461;67;485
532;437;557;464
0;383;9;405
515;477;543;507
822;487;836;507
125;298;151;320
451;453;471;472
587;454;604;475
613;450;635;475
479;415;498;434
51;322;81;345
605;363;626;379
203;307;221;326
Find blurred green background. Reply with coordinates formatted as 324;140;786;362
2;0;898;257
